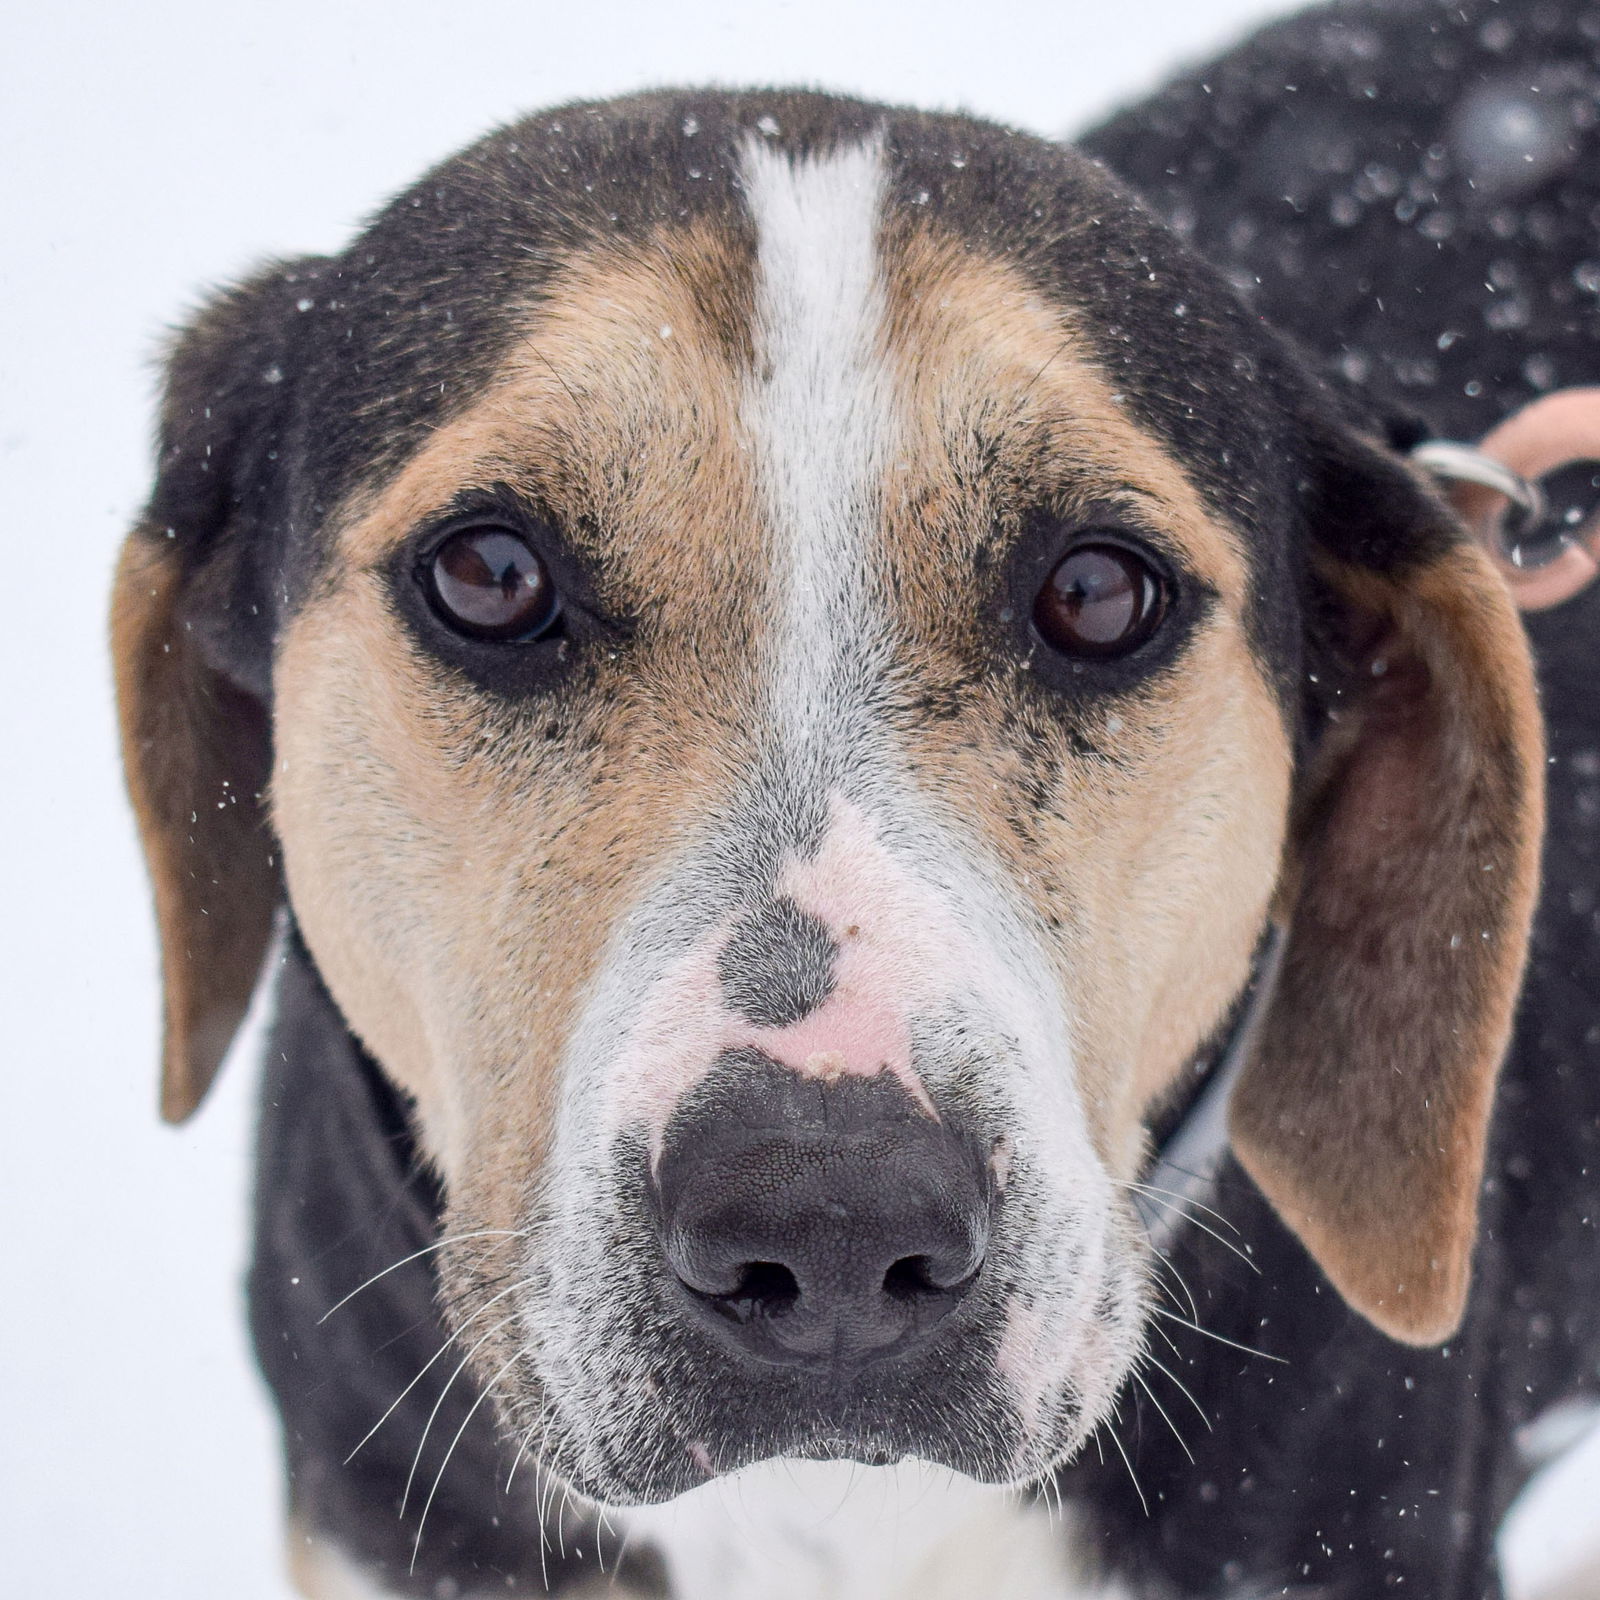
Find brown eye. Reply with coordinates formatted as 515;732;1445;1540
1033;542;1165;659
425;527;560;640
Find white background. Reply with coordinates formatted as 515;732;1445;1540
3;2;1596;1595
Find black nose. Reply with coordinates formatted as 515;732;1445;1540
652;1051;994;1376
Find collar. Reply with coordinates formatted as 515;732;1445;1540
1134;923;1285;1253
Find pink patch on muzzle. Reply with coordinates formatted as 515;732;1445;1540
607;795;986;1158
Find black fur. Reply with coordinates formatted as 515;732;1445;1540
717;899;839;1027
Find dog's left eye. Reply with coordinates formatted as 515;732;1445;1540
1032;542;1166;659
423;526;562;641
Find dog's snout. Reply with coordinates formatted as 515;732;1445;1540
653;1051;993;1375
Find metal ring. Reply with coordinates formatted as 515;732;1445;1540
1412;439;1547;521
1411;438;1550;554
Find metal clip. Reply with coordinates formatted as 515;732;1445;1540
1409;390;1600;610
1411;439;1549;559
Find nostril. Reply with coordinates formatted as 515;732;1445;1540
882;1254;938;1301
653;1058;996;1372
882;1252;981;1301
689;1260;801;1325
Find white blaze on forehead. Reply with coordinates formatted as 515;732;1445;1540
564;133;1101;1197
738;131;894;736
534;133;1144;1456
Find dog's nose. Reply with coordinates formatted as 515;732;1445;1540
653;1051;993;1375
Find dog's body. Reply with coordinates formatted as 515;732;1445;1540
114;2;1598;1597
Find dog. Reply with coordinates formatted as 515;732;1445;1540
110;1;1598;1594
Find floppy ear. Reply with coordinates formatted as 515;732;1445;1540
112;260;322;1122
1229;428;1545;1346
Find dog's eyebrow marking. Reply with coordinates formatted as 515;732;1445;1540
738;132;893;755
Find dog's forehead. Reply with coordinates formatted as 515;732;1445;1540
284;91;1303;638
330;223;1249;619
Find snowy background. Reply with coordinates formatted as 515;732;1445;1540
2;1;1597;1595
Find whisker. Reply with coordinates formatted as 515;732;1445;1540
1038;1471;1063;1529
368;1309;446;1363
1154;1213;1257;1274
557;1482;574;1562
401;1300;531;1515
344;1278;531;1466
594;1504;620;1578
519;331;582;410
1033;1477;1052;1530
317;1230;524;1324
1139;1349;1212;1432
1018;333;1075;407
1118;1179;1243;1236
1149;1253;1201;1324
1104;1409;1149;1517
1132;1369;1194;1464
505;1419;540;1496
1147;1311;1189;1365
410;1349;524;1573
539;1439;562;1533
1122;1185;1258;1272
524;1424;554;1595
500;1410;561;1593
1149;1304;1286;1363
607;1515;640;1590
539;1483;552;1595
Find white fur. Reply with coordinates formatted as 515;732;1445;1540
299;1477;1128;1600
622;1461;1128;1600
739;131;895;748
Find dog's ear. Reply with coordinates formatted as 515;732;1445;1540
1229;421;1545;1346
112;260;323;1122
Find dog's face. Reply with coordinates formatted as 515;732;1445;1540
114;93;1543;1506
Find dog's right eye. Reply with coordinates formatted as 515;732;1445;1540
423;526;562;641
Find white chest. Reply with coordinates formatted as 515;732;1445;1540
619;1461;1124;1600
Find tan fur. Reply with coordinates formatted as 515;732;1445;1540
274;225;767;1202
1231;539;1546;1344
287;1520;384;1599
110;531;278;1121
127;202;1541;1405
877;233;1293;1171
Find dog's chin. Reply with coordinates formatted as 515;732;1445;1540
501;1368;1113;1510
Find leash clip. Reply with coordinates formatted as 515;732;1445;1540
1410;440;1547;558
1411;387;1600;611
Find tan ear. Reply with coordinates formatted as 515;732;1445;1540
112;530;279;1121
1230;536;1544;1345
112;259;324;1118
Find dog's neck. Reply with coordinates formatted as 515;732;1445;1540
620;1461;1118;1600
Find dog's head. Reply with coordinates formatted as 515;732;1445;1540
113;92;1543;1504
